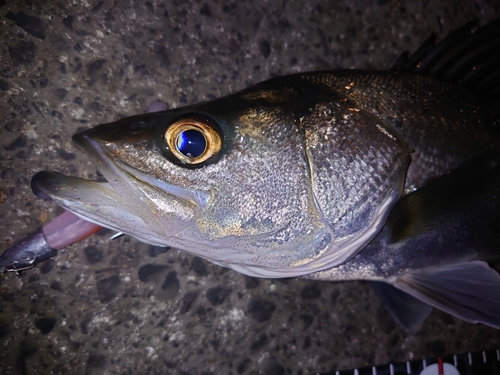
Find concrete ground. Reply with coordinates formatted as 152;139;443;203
1;0;500;374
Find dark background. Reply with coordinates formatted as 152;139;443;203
1;1;499;374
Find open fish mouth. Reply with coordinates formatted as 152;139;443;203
31;131;197;247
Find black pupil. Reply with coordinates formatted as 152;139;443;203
176;129;206;158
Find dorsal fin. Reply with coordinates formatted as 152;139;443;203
392;19;500;96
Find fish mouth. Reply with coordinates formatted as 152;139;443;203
31;131;199;246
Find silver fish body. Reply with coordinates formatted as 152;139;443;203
31;22;500;330
34;71;419;278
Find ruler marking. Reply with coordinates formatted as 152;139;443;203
438;357;444;375
327;348;500;375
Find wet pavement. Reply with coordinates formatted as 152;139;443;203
1;0;500;374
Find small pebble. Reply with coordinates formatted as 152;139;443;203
0;188;8;203
39;211;48;223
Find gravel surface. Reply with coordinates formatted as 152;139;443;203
1;1;499;374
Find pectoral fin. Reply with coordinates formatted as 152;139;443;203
370;281;433;334
388;154;500;244
393;261;500;329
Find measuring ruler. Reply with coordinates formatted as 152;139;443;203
319;348;500;375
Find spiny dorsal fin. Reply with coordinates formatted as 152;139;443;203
392;19;500;96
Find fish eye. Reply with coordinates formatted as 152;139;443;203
164;117;222;165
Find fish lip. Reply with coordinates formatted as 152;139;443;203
117;162;211;210
71;131;109;171
32;129;202;240
72;130;209;210
30;131;170;243
30;169;145;231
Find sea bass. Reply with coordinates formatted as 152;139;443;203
24;20;500;331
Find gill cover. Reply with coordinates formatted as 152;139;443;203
31;75;410;278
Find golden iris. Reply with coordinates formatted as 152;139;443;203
164;118;222;164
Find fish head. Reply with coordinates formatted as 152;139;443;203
32;74;410;277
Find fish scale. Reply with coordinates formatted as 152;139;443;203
300;70;500;191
